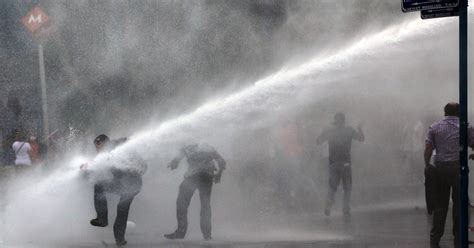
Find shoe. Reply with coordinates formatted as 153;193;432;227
164;232;185;240
430;242;440;248
324;208;330;216
343;212;351;222
204;236;212;240
116;240;127;246
90;218;108;227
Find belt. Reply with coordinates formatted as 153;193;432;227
435;160;459;166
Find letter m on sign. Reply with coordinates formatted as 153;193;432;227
21;6;50;33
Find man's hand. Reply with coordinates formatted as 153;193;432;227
425;163;435;170
425;163;435;177
79;163;90;179
214;171;223;184
80;163;88;170
168;161;179;170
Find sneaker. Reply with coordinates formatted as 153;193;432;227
343;212;351;222
324;208;330;216
90;218;108;227
430;241;440;248
164;232;185;240
116;240;127;246
204;236;212;240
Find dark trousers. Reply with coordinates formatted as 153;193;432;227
326;162;352;214
175;172;213;239
94;182;139;242
430;161;459;248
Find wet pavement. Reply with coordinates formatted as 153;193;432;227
2;205;459;248
0;167;461;248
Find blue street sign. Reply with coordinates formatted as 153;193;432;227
402;0;459;12
421;7;459;19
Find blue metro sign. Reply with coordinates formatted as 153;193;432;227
402;0;459;12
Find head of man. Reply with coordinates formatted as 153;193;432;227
94;134;110;153
14;130;25;141
444;102;460;117
333;113;345;127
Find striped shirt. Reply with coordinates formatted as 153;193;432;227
425;116;474;162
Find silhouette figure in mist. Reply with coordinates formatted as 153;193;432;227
317;113;364;218
164;142;226;240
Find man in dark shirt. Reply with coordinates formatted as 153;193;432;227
164;142;226;240
81;134;146;246
317;113;364;217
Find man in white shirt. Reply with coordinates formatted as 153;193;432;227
12;132;32;173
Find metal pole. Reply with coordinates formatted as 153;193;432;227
459;0;469;247
38;43;49;148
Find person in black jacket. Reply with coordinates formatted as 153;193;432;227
164;142;226;240
81;134;146;246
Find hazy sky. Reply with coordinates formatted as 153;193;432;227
0;0;409;135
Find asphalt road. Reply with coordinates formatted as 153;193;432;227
0;165;465;248
1;205;461;248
